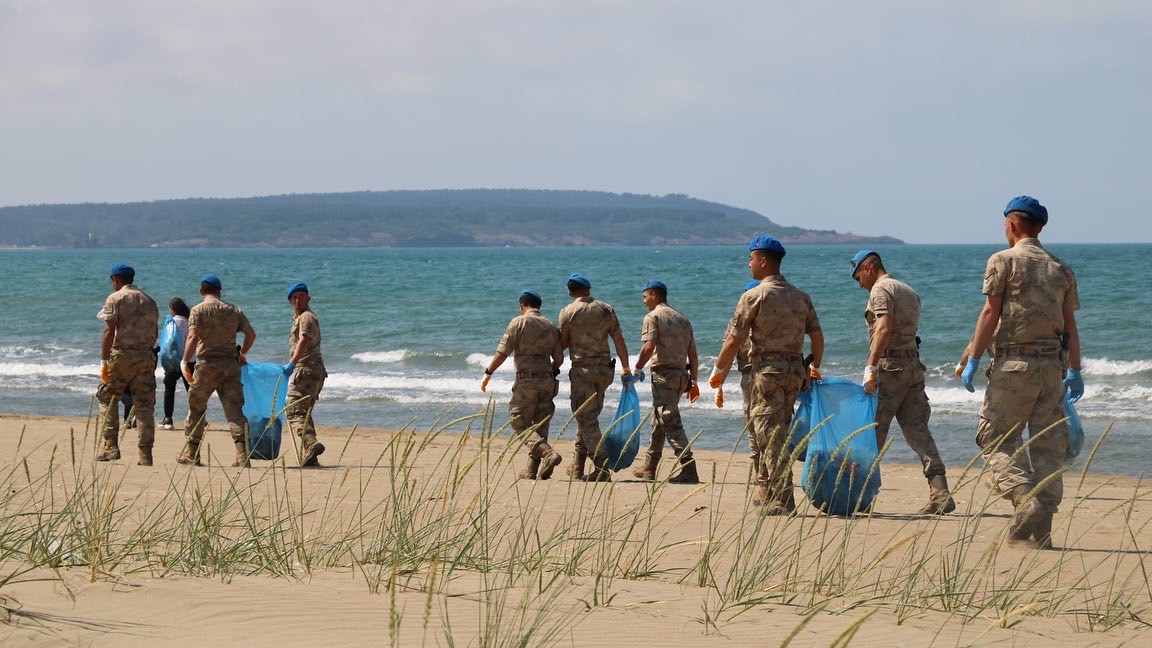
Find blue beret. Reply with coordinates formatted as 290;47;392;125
567;273;591;288
744;280;760;292
520;289;542;303
200;274;222;290
108;263;135;279
749;235;786;257
850;250;879;277
1004;195;1048;226
287;282;308;300
643;279;667;293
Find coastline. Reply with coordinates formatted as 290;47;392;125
1;413;1149;645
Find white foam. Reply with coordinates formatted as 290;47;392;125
352;349;412;364
0;361;94;378
1082;357;1152;376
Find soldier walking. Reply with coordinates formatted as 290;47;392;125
283;282;327;467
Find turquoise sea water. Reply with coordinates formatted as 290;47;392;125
1;244;1148;476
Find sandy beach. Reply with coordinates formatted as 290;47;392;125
1;412;1149;646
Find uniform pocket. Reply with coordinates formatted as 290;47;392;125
999;359;1029;372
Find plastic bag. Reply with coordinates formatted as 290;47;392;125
241;362;289;461
800;377;882;516
1065;396;1084;463
603;377;642;471
158;315;183;373
788;389;812;460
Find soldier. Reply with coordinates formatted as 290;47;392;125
558;273;633;482
283;282;327;467
97;263;160;465
849;250;955;514
178;274;257;468
710;237;823;515
713;280;761;483
481;290;565;480
959;196;1082;549
630;280;701;484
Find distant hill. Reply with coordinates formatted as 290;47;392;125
0;189;902;248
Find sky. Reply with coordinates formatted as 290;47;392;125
1;1;1149;244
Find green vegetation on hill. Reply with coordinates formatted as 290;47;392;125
0;189;902;247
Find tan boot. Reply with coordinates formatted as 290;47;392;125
631;453;660;481
177;442;202;466
918;475;957;515
1031;510;1055;550
301;433;325;467
232;441;250;468
1008;484;1043;544
137;448;153;467
580;455;612;482
668;453;700;484
519;456;541;480
96;439;121;462
567;450;587;480
538;451;562;480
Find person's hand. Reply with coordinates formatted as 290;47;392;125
100;361;110;384
708;371;724;390
1064;368;1084;402
862;365;877;394
808;367;822;381
714;386;724;408
633;369;646;383
182;361;195;385
480;373;491;392
687;383;700;403
960;357;979;393
282;362;296;377
621;368;635;386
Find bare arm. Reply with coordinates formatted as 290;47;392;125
1064;310;1081;370
711;332;746;387
808;329;825;369
485;351;510;375
611;329;631;372
634;340;656;372
289;334;309;364
687;338;699;385
239;325;255;356
864;316;891;367
966;294;1003;361
182;330;199;363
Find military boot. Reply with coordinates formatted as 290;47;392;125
567;450;587;480
519;456;541;480
96;439;121;462
538;450;563;480
177;441;202;466
137;447;153;467
232;441;251;468
301;433;325;467
1008;484;1043;544
580;455;612;482
918;475;957;515
1031;510;1055;550
668;453;700;484
631;453;660;481
752;484;770;507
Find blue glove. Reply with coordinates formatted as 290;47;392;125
1064;368;1084;402
633;369;646;383
282;362;296;376
960;357;979;393
621;372;636;387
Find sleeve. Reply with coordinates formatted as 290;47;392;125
868;285;891;317
640;312;656;343
805;296;822;334
557;306;571;348
982;254;1007;296
187;306;200;333
301;312;321;339
101;295;117;325
607;305;622;339
1064;268;1081;312
237;309;254;334
728;293;755;339
496;319;518;354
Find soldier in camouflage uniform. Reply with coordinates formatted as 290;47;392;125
482;290;565;480
850;251;955;515
631;280;701;484
960;196;1082;549
97;263;160;465
178;274;257;468
283;282;327;467
712;237;823;515
558;273;632;482
714;280;761;483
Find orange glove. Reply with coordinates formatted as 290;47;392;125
714;386;724;408
808;367;822;381
687;383;700;403
238;352;248;365
182;362;195;385
480;373;491;392
708;372;724;390
100;361;111;384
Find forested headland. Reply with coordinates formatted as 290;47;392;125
0;189;902;248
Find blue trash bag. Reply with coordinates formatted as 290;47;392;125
158;315;183;373
788;389;812;460
1065;396;1085;463
240;362;289;461
800;377;882;516
603;376;642;471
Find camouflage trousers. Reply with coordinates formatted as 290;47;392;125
287;362;326;438
97;348;157;448
184;358;248;447
510;377;558;459
569;363;615;459
875;356;947;478
740;370;759;473
748;361;804;498
644;367;692;461
977;354;1069;511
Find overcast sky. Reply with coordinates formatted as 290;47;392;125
1;1;1148;243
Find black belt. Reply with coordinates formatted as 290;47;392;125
516;371;554;379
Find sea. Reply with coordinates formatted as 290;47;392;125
1;244;1148;477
